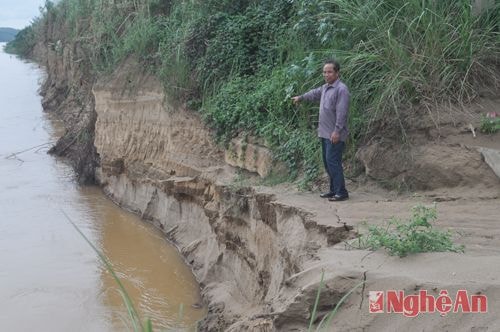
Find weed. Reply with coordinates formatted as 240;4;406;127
356;205;464;257
229;168;253;190
480;114;500;134
259;170;290;187
308;270;365;332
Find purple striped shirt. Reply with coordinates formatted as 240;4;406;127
300;79;350;141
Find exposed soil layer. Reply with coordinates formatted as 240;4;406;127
32;29;99;184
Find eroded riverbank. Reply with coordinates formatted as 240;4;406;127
25;29;500;331
0;44;205;331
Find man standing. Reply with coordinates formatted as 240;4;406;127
292;59;350;201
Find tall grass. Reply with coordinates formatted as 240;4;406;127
157;0;204;101
323;0;500;134
8;0;500;186
308;270;365;331
62;210;152;332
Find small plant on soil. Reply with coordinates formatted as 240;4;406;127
357;205;464;257
480;113;500;134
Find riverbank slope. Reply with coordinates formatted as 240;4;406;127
30;30;500;331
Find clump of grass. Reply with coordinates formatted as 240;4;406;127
480;114;500;134
357;205;464;257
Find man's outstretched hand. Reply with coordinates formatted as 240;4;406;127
291;96;300;105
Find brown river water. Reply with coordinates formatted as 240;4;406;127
0;43;205;331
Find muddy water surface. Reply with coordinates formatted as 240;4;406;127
0;43;205;331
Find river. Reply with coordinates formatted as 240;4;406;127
0;43;205;331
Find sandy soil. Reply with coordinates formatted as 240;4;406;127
255;170;500;331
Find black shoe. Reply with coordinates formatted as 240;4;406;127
328;195;349;202
320;192;335;198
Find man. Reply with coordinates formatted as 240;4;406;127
292;59;350;201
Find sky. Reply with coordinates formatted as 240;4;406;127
0;0;48;29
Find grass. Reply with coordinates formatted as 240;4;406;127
7;0;500;188
480;114;500;133
4;25;37;56
308;270;365;332
354;205;465;257
308;271;325;331
323;0;500;135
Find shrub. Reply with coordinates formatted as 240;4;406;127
359;205;464;257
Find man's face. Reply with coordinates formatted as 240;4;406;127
323;64;338;85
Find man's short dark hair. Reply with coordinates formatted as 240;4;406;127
324;59;340;72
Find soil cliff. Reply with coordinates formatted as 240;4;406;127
92;59;356;330
32;34;98;184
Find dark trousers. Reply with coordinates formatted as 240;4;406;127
321;138;348;197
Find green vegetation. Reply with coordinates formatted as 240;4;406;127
308;270;365;331
0;27;19;42
357;205;464;257
4;26;34;55
7;0;500;185
480;114;500;133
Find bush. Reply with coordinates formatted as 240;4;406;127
202;64;322;183
359;205;464;257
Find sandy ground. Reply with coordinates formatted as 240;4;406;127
255;177;500;331
212;117;500;331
